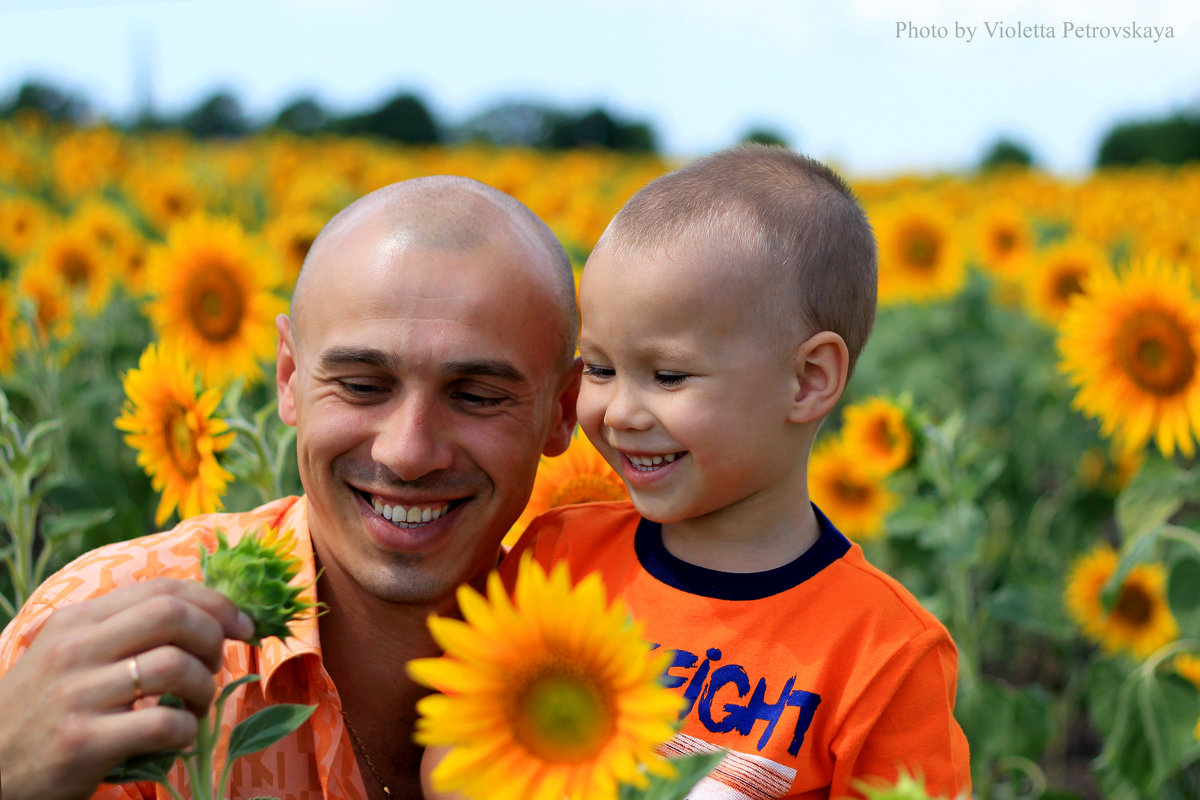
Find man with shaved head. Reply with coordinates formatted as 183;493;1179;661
0;177;581;800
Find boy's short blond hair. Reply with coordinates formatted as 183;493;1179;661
594;145;877;373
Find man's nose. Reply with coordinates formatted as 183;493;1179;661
371;393;454;481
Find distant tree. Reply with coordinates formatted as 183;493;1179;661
979;138;1035;171
460;102;562;147
181;90;249;138
2;79;88;123
547;106;657;153
1097;113;1200;167
273;96;329;135
332;92;440;144
740;127;790;148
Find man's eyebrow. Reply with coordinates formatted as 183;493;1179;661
443;359;528;385
317;346;401;371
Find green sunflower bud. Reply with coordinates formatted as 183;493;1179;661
856;768;949;800
201;526;322;646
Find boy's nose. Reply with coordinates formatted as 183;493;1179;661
372;394;454;481
602;382;653;432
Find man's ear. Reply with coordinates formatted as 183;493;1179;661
276;314;299;426
789;331;850;425
543;357;583;456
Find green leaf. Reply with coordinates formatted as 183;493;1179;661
1098;671;1200;795
226;703;316;762
102;748;182;784
21;418;62;453
216;673;261;708
1168;557;1200;615
618;750;726;800
1115;456;1191;542
41;507;116;541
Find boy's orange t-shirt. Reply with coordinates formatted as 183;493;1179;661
504;501;971;800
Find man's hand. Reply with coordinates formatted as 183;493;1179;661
0;578;254;800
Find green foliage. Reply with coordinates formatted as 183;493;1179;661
979;138;1035;171
0;79;88;123
332;91;441;144
617;750;727;800
1096;113;1200;167
740;127;790;148
181;90;250;139
225;703;317;763
201;528;321;646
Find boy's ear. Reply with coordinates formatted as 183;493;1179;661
542;357;583;457
789;331;849;425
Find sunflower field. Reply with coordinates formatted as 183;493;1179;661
2;110;1200;799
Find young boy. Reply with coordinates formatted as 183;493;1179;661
503;145;971;799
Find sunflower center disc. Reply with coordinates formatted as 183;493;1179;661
1114;583;1154;626
549;476;627;508
187;265;245;342
834;476;871;503
1117;309;1196;396
870;418;899;455
903;225;941;271
1054;269;1085;303
163;402;202;478
512;666;615;764
61;250;91;286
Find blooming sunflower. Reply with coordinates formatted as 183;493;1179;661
264;210;326;290
506;430;629;548
0;281;16;373
144;215;287;386
1064;544;1178;660
1174;652;1200;690
408;555;681;800
115;341;236;525
35;223;113;313
808;437;896;540
1077;445;1144;495
874;201;965;305
840;397;914;477
1058;257;1200;457
1025;239;1107;326
973;201;1034;281
16;263;72;343
0;194;52;259
131;167;201;233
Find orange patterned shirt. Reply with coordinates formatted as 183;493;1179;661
0;496;371;800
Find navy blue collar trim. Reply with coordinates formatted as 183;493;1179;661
633;505;852;601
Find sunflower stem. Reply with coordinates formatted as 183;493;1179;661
222;416;276;505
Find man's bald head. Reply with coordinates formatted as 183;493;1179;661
291;176;578;365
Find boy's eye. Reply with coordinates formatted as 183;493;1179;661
582;364;615;379
655;372;688;387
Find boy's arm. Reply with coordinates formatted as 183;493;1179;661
830;627;971;800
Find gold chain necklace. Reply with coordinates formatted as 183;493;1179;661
342;710;393;797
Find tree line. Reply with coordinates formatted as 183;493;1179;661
4;79;1199;168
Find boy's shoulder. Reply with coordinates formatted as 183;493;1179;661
518;502;940;630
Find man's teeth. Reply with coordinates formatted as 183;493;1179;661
628;453;679;469
371;497;451;527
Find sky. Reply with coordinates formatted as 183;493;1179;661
0;0;1197;176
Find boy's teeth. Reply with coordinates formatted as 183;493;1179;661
628;453;679;468
371;496;451;527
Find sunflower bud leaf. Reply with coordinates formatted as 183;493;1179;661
226;703;317;762
216;673;262;708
